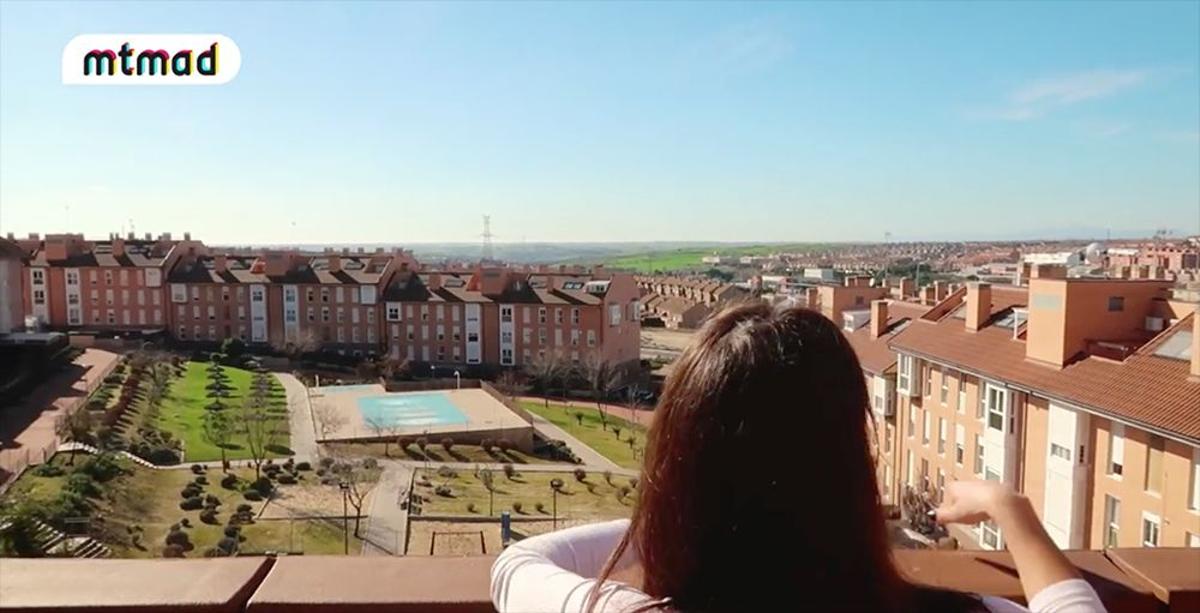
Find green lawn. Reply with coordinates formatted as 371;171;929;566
415;468;636;520
594;243;836;274
522;402;646;470
156;362;291;462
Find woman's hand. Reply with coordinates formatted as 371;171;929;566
934;479;1021;525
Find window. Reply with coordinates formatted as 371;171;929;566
609;303;621;326
1107;296;1124;312
1190;447;1200;512
1105;495;1121;547
587;330;596;347
570;329;580;346
421;305;429;321
1141;512;1160;547
1188;533;1200;548
104;270;113;285
467;332;479;343
957;373;966;414
522;328;532;344
335;287;344;303
66;270;78;285
937;418;946;455
974;435;984;476
555;308;563;324
922;411;930;445
453;327;461;342
32;289;45;305
366;309;375;324
923;364;932;397
936;469;945;503
571;308;580;325
906;450;914;485
436;304;444;320
1050;443;1071;461
940;368;949;405
336;308;345;324
322;307;330;322
538;307;547;324
387;305;400;320
955;425;965;465
501;305;513;323
1108;423;1125;477
884;424;894;454
981;520;1001;549
1145;434;1164;494
920;458;930;492
501;348;513;365
897;354;913;393
907;405;916;438
31;269;44;284
985;384;1006;432
208;306;215;321
538;329;547;345
406;325;414;341
321;288;330;303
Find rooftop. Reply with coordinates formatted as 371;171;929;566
1;548;1196;612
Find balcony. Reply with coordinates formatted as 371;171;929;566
1;548;1196;612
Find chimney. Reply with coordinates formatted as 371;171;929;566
328;255;342;273
214;254;228;273
144;232;151;241
934;280;947;301
5;232;12;240
111;238;125;257
183;232;191;241
965;282;992;332
805;287;819;310
1191;307;1200;379
920;286;936;306
870;300;888;339
898;277;914;298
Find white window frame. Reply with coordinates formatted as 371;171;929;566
1141;512;1160;548
897;354;913;394
1108;423;1125;478
1104;495;1121;548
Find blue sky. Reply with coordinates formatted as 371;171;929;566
1;1;1197;244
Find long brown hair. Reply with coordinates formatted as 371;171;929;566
590;303;981;612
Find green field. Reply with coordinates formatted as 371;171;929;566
594;243;834;274
156;362;291;462
325;441;558;465
522;402;646;470
415;468;636;520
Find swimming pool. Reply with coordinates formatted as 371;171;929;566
357;392;469;428
319;384;381;394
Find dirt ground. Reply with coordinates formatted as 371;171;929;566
259;481;369;519
406;518;608;556
640;328;695;360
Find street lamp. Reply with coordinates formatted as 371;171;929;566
549;478;564;530
453;369;461;390
339;482;350;555
430;365;437;380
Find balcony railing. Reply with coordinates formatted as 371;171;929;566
0;548;1196;612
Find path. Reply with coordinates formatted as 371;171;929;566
517;396;656;430
276;372;319;463
1;349;120;484
360;461;412;556
394;458;637;477
525;411;622;472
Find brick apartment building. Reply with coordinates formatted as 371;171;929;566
883;267;1200;551
8;233;641;372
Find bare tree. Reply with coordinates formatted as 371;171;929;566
236;373;286;481
364;416;397;457
494;370;527;400
311;398;347;441
524;353;563;407
273;329;321;362
201;408;233;471
55;409;93;465
330;458;375;536
582;355;621;430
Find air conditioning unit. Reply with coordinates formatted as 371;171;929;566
1145;316;1165;332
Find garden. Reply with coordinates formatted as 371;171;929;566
411;464;637;520
521;402;646;470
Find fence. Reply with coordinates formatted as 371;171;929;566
480;381;533;425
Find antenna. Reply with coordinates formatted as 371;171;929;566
480;215;495;261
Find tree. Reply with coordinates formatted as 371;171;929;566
236;388;284;481
524;353;563;407
494;370;526;400
479;468;496;515
582;355;620;431
311;398;347;441
274;329;321;361
220;338;247;362
330;458;374;536
364;416;396;457
378;357;409;381
55;409;93;465
201;409;233;472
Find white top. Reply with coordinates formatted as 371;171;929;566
490;519;1106;613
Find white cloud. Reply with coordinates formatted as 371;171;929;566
969;69;1152;122
1156;130;1200;143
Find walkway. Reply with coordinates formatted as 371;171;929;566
1;349;120;483
361;461;412;556
276;373;319;463
525;411;622;472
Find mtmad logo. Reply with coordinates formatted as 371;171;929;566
62;34;241;85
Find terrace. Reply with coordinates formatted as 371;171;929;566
1;548;1196;612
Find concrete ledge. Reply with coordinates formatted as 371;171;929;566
0;557;272;612
245;556;495;613
1;548;1196;612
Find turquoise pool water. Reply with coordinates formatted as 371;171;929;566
357;393;469;428
319;384;380;394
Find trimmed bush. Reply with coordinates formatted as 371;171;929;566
220;474;239;490
276;473;297;485
466;502;477;513
180;518;192;528
79;454;124;482
295;461;312;471
603;470;613;486
191;464;205;475
224;526;241;538
165;528;191;549
181;485;201;499
194;476;208;486
535;502;546;513
65;473;101;498
163;544;185;558
236;503;252;514
502;463;516;479
199;509;219;524
512;501;523;513
32;463;65;478
361;458;379;470
434;485;453;497
251;477;274;496
180;496;203;511
573;468;587;482
243;490;263;501
436;466;457;479
319;457;335;469
204;494;221;508
497;439;512;452
216;536;238;555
